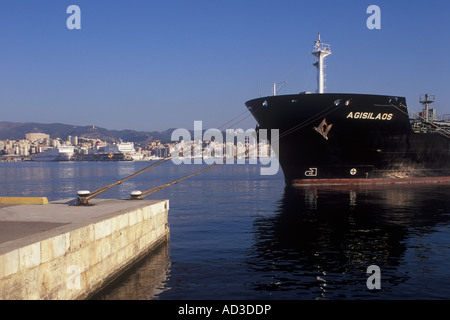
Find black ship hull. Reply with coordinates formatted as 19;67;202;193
245;93;450;185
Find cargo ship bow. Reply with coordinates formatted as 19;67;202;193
245;34;450;186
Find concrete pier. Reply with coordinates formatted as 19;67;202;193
0;198;169;300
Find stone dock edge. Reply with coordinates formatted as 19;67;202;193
0;198;170;300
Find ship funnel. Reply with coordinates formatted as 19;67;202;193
311;33;332;94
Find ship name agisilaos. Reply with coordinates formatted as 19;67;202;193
245;34;450;186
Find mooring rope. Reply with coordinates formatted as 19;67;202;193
77;157;171;204
276;102;338;141
135;163;222;199
76;107;259;205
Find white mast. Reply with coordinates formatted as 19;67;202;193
311;33;332;94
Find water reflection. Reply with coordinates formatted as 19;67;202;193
248;184;450;299
91;242;171;300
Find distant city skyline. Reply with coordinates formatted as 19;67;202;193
1;0;449;132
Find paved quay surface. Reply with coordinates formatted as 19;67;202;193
0;198;165;247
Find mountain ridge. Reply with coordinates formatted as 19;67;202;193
0;121;176;145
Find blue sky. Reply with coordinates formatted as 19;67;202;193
1;0;449;132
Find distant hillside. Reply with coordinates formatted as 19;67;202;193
0;121;176;145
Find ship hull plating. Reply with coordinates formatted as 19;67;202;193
245;93;450;185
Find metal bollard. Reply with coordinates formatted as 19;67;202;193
77;190;91;206
130;190;142;200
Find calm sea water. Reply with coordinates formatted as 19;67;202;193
1;161;450;300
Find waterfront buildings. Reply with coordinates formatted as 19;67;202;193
0;132;272;162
